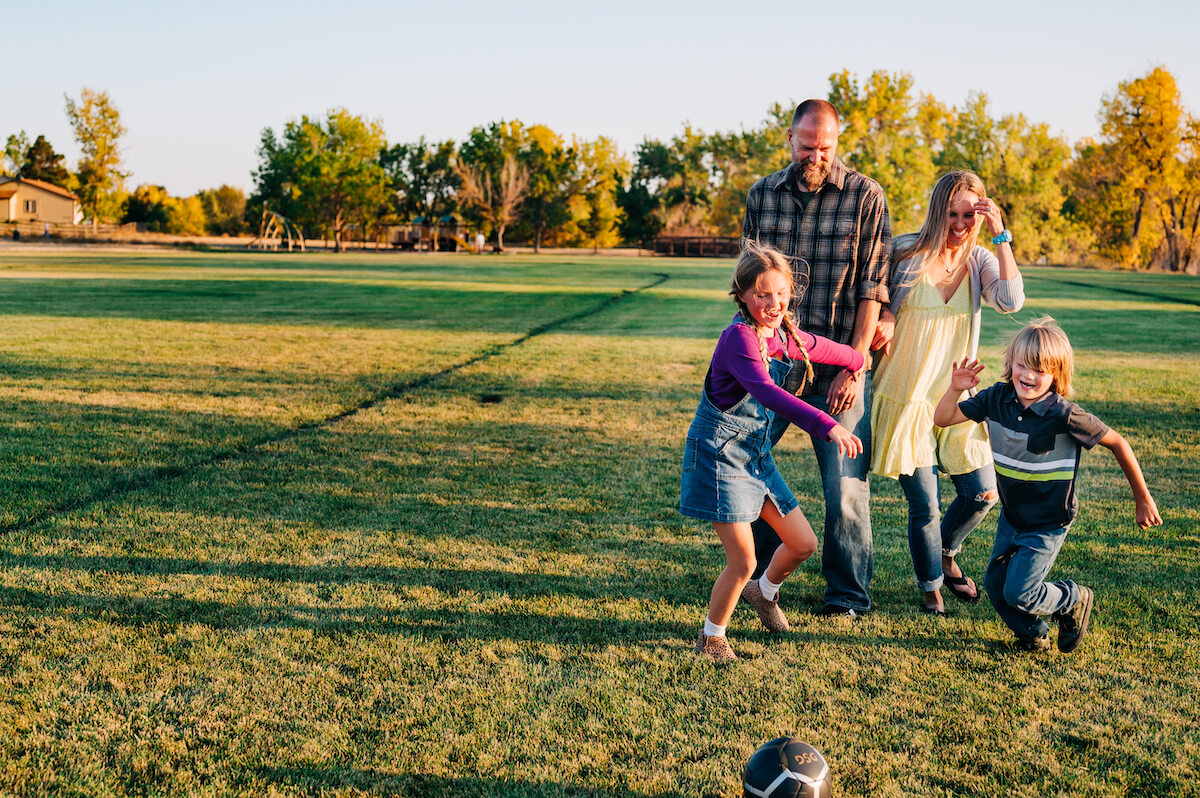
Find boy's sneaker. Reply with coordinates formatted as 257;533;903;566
694;630;737;662
1015;634;1051;652
1054;586;1094;653
741;580;789;633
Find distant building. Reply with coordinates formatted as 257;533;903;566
0;177;83;225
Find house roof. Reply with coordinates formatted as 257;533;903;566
0;176;79;201
0;188;16;200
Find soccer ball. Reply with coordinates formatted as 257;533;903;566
742;736;832;798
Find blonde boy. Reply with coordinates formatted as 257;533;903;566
934;318;1161;652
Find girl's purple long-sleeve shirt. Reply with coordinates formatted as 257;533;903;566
705;322;865;441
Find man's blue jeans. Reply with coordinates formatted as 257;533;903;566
983;512;1080;641
752;376;874;612
897;465;997;592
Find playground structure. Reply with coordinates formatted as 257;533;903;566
245;211;474;253
249;209;305;251
381;216;463;252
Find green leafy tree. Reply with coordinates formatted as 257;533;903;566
195;185;247;236
381;137;459;249
250;108;389;252
620;127;718;239
559;136;630;250
122;184;172;231
829;70;937;233
520;125;577;252
4;131;30;176
615;181;662;246
381;137;458;219
168;195;208;236
941;93;1086;263
616;140;669;244
122;185;212;237
707;104;791;236
660;125;718;234
20;135;72;187
1068;67;1199;270
64;87;128;224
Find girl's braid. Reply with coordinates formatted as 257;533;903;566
733;299;772;368
780;312;814;396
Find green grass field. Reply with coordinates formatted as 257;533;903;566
0;248;1197;796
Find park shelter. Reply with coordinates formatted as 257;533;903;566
0;177;83;225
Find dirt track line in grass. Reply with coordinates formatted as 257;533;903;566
3;272;672;535
1035;275;1200;307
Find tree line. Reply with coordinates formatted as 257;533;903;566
5;68;1197;270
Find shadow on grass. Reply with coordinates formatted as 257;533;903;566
0;584;693;644
254;767;694;797
0;551;679;602
0;572;1010;657
0;397;291;528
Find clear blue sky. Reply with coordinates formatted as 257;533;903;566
10;0;1198;197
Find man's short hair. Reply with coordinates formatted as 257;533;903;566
791;99;840;129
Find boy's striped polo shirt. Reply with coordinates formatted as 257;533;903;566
959;382;1109;531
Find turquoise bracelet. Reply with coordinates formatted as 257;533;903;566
992;230;1013;245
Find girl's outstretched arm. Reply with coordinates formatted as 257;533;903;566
795;330;865;372
1097;429;1163;529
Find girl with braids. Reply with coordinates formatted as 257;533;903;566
682;241;865;661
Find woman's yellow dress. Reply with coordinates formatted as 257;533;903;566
871;270;992;479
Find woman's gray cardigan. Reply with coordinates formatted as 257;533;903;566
887;245;1025;360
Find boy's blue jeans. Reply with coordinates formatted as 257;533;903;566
983;512;1080;641
898;465;997;592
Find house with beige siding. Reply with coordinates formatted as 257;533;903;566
0;177;83;225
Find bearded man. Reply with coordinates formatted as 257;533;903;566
741;99;893;618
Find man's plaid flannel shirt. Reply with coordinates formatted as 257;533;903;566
742;159;892;397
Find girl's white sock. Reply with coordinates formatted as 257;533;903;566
759;573;784;602
703;617;726;638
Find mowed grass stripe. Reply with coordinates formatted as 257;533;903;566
1035;274;1200;307
1;268;669;536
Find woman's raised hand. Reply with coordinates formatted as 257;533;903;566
828;425;863;459
950;358;985;392
974;197;1005;238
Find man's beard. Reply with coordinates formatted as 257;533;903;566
798;160;830;192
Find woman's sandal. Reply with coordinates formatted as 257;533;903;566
945;572;981;602
920;605;947;617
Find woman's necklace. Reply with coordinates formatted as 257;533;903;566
930;254;958;281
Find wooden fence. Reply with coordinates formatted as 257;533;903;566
4;220;138;240
650;236;739;257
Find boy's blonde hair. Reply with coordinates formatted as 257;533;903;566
1002;316;1075;398
731;240;813;392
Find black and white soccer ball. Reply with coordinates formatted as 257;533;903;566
743;736;832;798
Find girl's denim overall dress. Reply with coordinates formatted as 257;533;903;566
680;324;802;523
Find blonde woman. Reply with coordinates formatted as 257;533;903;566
871;171;1024;615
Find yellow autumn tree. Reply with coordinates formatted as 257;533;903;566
1068;67;1200;270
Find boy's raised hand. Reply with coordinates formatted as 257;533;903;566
950;358;985;392
828;424;863;459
